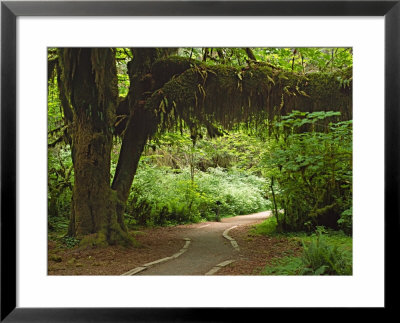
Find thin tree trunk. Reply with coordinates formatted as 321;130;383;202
270;176;280;228
111;49;165;217
111;107;157;204
244;48;257;61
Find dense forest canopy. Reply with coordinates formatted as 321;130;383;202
48;47;352;246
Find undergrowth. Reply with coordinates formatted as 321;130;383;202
300;227;352;275
255;218;352;275
127;165;270;227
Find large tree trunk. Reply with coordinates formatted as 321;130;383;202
59;48;131;245
71;118;115;235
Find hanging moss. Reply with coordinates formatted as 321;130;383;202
91;48;119;115
144;57;352;133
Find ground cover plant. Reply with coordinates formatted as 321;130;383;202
252;216;352;275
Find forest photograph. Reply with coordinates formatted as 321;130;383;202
47;47;353;276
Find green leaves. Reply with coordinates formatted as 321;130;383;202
300;228;352;275
124;128;271;226
127;165;270;226
262;111;352;232
177;48;352;73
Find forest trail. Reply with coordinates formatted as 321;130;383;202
130;211;271;275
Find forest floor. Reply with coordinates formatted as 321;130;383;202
48;211;302;275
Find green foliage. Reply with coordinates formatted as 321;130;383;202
48;146;74;232
338;207;352;235
178;48;352;73
259;226;352;276
61;235;80;248
252;47;352;73
263;111;352;232
127;164;270;226
122;129;270;226
48;214;69;233
127;164;204;225
262;256;304;275
147;130;266;174
48;66;74;233
115;48;131;97
251;215;278;235
196;167;270;217
300;227;352;275
48;78;63;132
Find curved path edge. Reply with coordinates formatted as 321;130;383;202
222;225;240;251
121;238;191;276
205;259;236;275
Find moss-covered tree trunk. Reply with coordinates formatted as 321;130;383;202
71;114;117;236
58;48;130;244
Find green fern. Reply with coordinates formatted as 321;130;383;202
300;227;352;275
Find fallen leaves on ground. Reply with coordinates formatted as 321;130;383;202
48;226;183;275
215;224;303;275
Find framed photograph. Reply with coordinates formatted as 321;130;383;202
1;0;397;321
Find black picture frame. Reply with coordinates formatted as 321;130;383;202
1;0;398;321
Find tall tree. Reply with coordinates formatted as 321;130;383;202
57;48;129;243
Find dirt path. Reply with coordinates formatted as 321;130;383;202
48;211;281;276
134;211;271;275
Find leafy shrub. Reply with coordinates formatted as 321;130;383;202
300;227;352;275
48;215;69;232
48;147;73;232
196;167;270;217
146;131;265;174
251;215;278;235
264;111;352;232
337;207;352;235
126;164;270;226
61;236;80;248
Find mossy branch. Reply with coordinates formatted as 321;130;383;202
145;57;352;132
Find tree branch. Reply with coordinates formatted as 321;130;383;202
146;58;352;131
244;48;257;61
48;135;64;148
